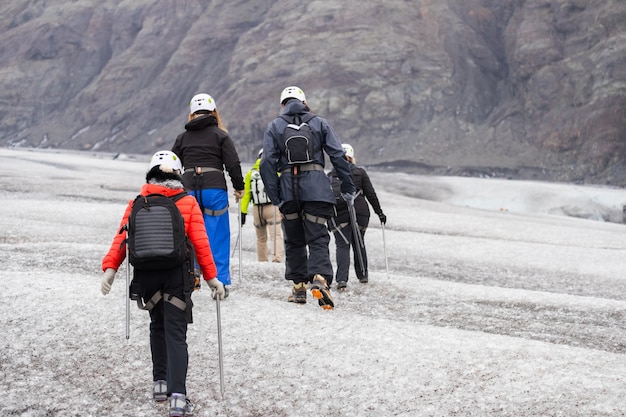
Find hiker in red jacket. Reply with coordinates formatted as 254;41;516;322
101;150;224;417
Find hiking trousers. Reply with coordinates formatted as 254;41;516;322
138;266;189;396
190;188;231;286
333;214;369;283
280;201;334;285
252;203;283;262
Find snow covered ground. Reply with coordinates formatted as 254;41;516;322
1;147;626;417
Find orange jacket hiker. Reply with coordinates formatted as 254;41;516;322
102;182;217;281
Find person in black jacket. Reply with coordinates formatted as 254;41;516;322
260;86;355;310
328;144;386;291
171;93;245;297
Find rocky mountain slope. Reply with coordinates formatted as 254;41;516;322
1;0;625;184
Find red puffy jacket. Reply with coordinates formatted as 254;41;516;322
102;183;217;280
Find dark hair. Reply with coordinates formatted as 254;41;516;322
146;165;182;183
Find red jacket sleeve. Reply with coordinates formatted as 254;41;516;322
101;201;133;272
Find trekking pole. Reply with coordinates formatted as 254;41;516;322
237;200;242;282
381;222;389;278
231;225;240;258
215;295;225;399
273;206;277;258
125;240;130;341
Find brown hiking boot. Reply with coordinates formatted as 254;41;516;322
309;274;334;310
288;282;307;304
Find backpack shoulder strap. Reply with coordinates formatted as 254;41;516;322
170;191;188;203
301;113;316;123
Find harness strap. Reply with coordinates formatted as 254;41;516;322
137;291;186;312
329;219;366;234
255;220;280;228
185;167;222;174
281;163;324;174
304;212;327;225
283;210;327;224
204;206;229;217
284;212;299;220
164;293;187;311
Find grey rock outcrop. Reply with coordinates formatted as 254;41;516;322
0;0;624;184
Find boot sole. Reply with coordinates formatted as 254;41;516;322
310;288;334;310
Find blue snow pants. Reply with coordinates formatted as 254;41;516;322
190;188;231;286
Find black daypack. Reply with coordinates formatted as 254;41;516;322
127;192;188;270
250;169;270;205
280;113;317;165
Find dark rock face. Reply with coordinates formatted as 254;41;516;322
1;0;624;184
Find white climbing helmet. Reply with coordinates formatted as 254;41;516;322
149;150;183;172
258;148;264;157
342;144;355;159
280;86;306;105
189;93;216;114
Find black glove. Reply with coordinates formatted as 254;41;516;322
240;213;246;226
378;212;387;224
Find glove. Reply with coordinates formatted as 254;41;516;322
206;278;225;300
378;212;387;224
101;268;116;295
240;212;246;226
341;192;356;205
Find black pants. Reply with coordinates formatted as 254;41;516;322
280;201;335;285
137;266;188;395
333;214;369;283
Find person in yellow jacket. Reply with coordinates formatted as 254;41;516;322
240;149;283;262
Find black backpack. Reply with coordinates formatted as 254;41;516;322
280;113;317;165
126;192;188;270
